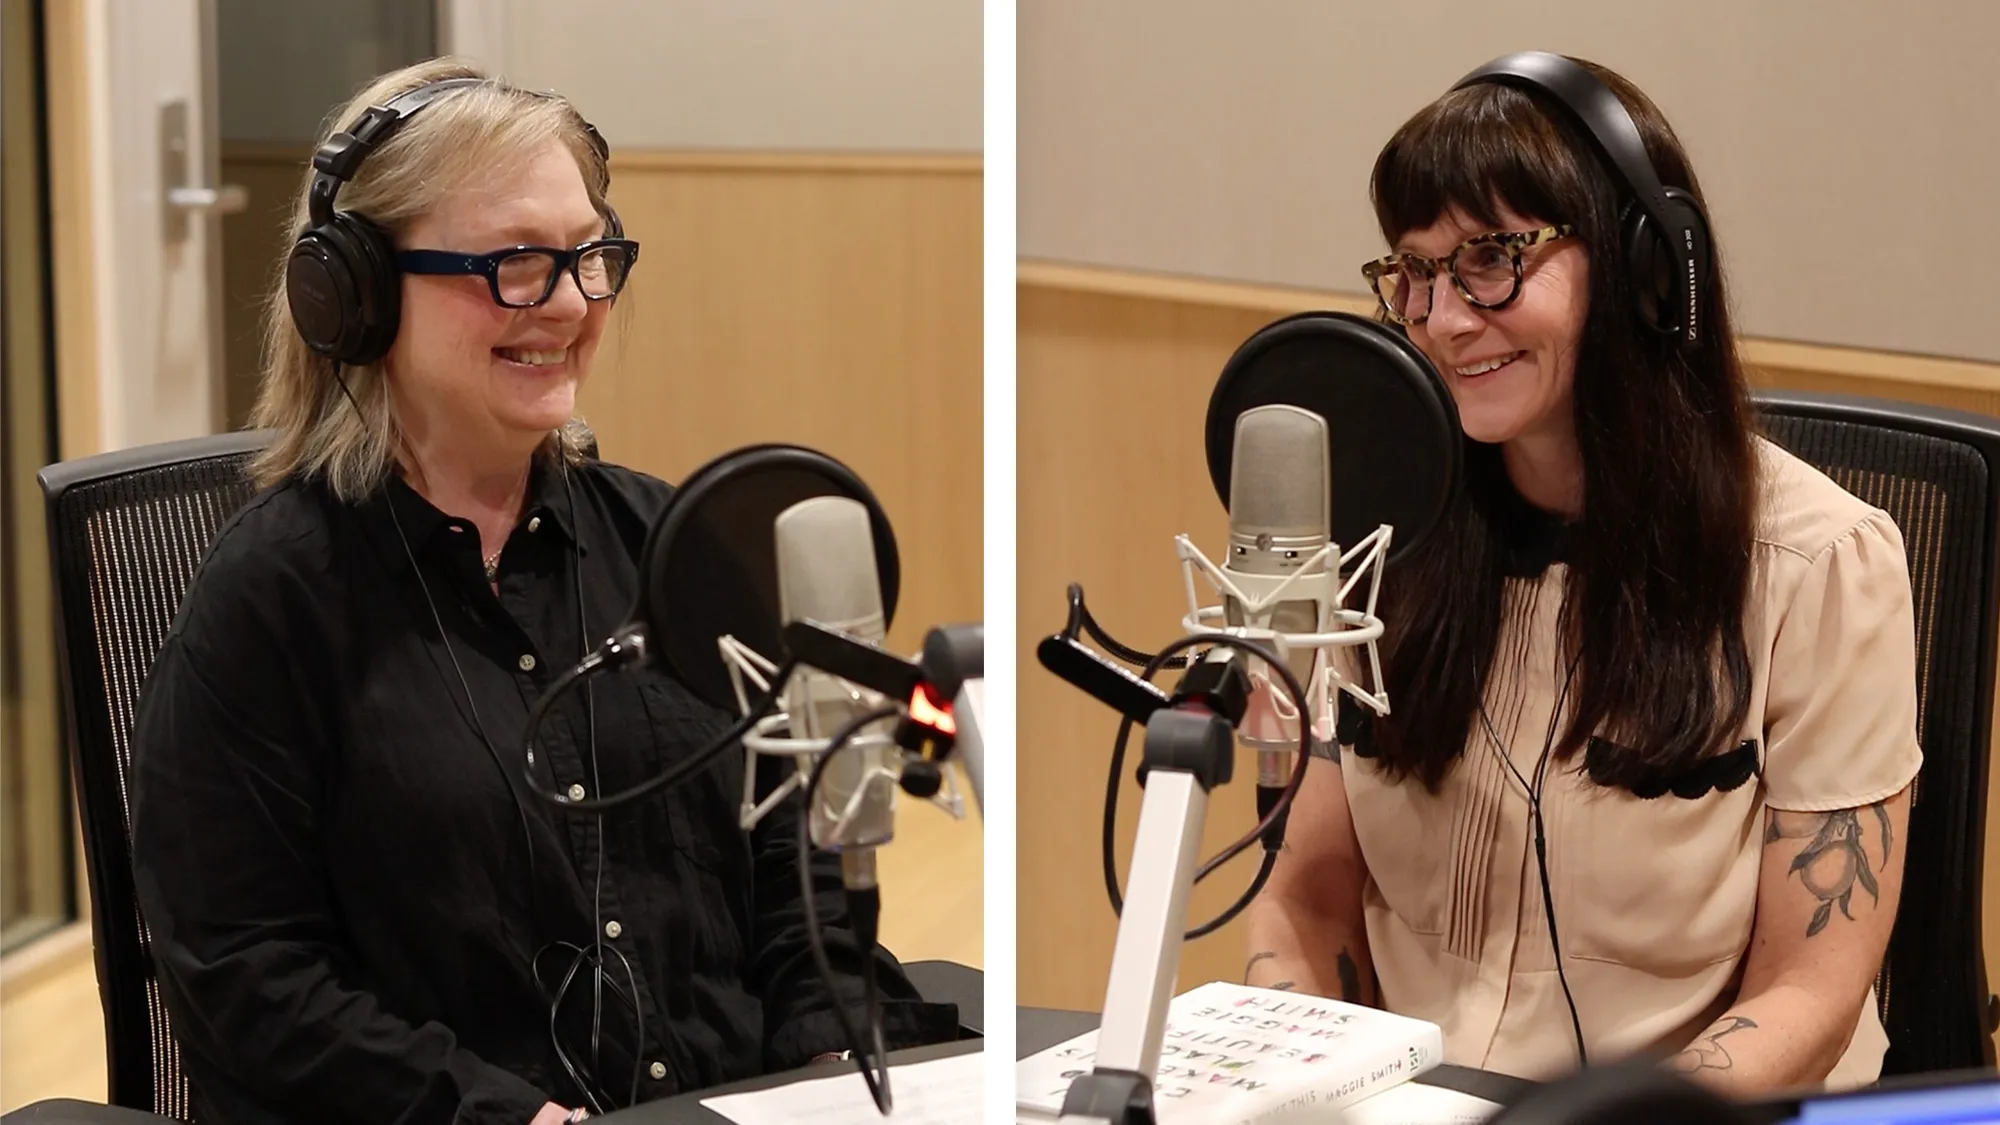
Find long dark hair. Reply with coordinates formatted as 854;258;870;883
1366;58;1758;792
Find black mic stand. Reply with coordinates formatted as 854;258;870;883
1054;655;1249;1125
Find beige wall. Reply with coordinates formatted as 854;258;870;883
459;0;981;153
1019;0;2000;363
215;1;982;153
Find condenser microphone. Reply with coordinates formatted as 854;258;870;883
775;495;898;893
1222;404;1332;785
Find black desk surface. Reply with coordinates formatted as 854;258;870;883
18;1011;1991;1124
0;1006;1529;1125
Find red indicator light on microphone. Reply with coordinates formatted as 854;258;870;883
907;682;955;735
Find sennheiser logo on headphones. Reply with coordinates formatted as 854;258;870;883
1684;228;1698;341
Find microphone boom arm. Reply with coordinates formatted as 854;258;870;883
1051;632;1311;1125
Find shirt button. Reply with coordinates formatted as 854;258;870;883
567;783;586;801
649;1061;667;1081
529;516;541;533
604;919;622;939
519;654;536;671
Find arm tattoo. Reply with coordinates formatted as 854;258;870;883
1240;950;1329;995
1672;1016;1757;1074
1336;949;1362;1004
1767;801;1893;937
1244;950;1276;985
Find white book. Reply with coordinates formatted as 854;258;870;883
1018;982;1446;1125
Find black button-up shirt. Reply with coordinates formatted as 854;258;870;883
128;456;959;1125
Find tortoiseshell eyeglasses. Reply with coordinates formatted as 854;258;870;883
1360;225;1575;326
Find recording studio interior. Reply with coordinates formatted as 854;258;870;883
5;1;2000;1124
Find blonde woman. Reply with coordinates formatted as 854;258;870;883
129;60;955;1125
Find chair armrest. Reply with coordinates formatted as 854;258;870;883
901;959;983;1036
0;1100;178;1125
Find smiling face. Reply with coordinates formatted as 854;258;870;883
384;136;609;459
1397;204;1589;453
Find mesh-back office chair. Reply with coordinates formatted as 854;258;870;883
38;430;272;1119
1755;390;2000;1076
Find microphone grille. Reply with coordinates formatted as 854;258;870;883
1229;405;1330;538
774;495;887;644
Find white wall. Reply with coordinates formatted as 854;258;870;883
446;0;982;153
1019;0;2000;363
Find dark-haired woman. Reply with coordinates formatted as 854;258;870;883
1244;56;1917;1096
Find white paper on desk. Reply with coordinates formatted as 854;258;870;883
701;1052;983;1125
1337;1081;1503;1125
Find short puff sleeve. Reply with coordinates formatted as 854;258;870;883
1761;510;1924;812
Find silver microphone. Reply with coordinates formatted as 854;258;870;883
1222;404;1332;783
774;495;897;892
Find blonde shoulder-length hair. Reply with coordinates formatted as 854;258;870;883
248;57;612;501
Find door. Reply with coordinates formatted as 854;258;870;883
71;0;443;451
0;1;440;1107
72;0;234;452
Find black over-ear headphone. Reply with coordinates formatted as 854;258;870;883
286;77;624;366
1452;52;1710;346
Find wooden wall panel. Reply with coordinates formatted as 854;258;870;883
44;0;99;460
584;155;985;968
583;153;984;659
1017;281;1281;1012
1016;263;2000;1021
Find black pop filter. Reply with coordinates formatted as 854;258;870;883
1206;311;1461;565
635;444;900;712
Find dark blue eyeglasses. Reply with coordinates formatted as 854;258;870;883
396;238;640;308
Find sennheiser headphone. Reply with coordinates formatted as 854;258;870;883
1451;51;1711;346
286;77;624;366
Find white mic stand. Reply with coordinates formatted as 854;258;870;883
1057;693;1240;1125
1053;527;1396;1125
